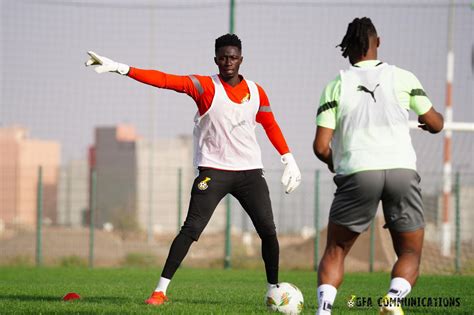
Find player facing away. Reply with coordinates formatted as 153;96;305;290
312;18;444;315
85;33;301;305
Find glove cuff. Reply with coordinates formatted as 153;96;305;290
117;63;130;75
280;152;295;165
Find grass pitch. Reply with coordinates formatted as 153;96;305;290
0;267;472;314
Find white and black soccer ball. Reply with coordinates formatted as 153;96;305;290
265;282;304;314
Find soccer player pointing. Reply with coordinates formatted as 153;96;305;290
86;34;301;305
313;18;443;315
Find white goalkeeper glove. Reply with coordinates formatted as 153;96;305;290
280;153;301;194
85;51;130;75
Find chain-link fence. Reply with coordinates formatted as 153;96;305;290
1;166;472;274
0;0;472;274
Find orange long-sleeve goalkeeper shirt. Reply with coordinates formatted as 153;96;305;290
128;68;290;155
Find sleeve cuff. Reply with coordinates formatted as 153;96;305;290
316;121;336;130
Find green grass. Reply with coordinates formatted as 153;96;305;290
0;267;472;314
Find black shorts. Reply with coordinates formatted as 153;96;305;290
180;168;276;240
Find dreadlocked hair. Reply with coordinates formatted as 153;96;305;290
215;33;242;53
337;17;377;64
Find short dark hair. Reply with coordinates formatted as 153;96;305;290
215;33;242;53
337;17;377;64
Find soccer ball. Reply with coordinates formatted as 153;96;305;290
265;282;304;314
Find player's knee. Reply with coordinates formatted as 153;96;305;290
398;246;422;259
179;229;200;242
324;240;353;258
255;223;276;239
180;221;206;241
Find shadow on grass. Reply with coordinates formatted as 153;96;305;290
175;296;260;308
0;294;129;304
172;297;221;306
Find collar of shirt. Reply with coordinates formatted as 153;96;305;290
218;74;246;89
353;60;382;68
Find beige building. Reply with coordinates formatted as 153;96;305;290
0;126;60;228
56;159;89;227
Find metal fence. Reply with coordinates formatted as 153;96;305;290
0;0;472;274
0;166;472;274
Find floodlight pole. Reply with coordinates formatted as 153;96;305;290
229;0;235;34
369;220;375;272
223;0;236;270
441;0;455;257
36;166;43;267
89;169;97;269
224;195;232;269
313;170;320;271
454;172;461;273
147;3;156;244
177;168;183;233
66;164;72;226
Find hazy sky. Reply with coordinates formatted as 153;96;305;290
1;0;472;175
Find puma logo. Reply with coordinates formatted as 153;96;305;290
357;83;380;102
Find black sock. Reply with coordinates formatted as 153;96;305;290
261;234;279;284
161;232;194;279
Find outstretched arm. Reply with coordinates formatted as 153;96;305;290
85;51;202;101
85;51;130;74
127;68;202;101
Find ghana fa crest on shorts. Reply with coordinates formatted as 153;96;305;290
198;177;211;190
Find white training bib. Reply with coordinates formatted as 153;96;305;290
333;63;417;174
193;75;263;170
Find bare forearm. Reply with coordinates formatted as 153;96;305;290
313;144;334;173
418;107;444;134
320;150;334;172
313;126;335;173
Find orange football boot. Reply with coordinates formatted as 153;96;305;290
145;291;168;305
